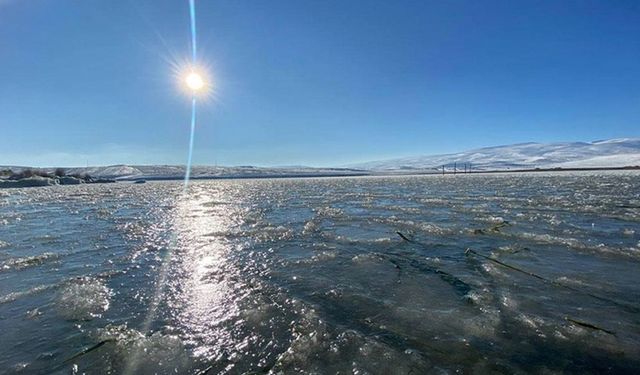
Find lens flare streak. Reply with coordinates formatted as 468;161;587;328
184;97;196;187
185;0;198;190
189;0;197;63
124;1;202;374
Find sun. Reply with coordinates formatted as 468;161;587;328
185;71;204;91
174;63;214;98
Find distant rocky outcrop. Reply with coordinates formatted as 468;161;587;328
57;176;84;185
0;176;58;188
0;169;115;189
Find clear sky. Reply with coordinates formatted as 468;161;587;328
1;0;638;167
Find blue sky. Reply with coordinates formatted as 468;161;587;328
1;0;638;167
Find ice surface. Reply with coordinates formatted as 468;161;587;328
0;172;639;373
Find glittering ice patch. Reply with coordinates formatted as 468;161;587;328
57;278;112;320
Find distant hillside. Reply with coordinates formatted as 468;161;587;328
348;138;640;171
3;138;639;179
31;165;368;180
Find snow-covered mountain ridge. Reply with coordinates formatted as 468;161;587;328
349;138;640;171
3;138;639;179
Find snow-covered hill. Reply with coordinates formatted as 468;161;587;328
3;138;639;179
349;138;640;171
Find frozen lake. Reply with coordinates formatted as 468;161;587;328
1;171;639;374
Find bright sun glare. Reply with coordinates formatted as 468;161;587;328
185;72;204;91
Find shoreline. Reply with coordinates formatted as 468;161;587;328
122;165;640;182
2;166;639;188
381;165;640;176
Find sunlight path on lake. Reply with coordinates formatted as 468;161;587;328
123;1;200;373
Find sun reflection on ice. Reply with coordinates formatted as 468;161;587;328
167;184;246;360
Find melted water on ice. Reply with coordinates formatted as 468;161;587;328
1;171;639;374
